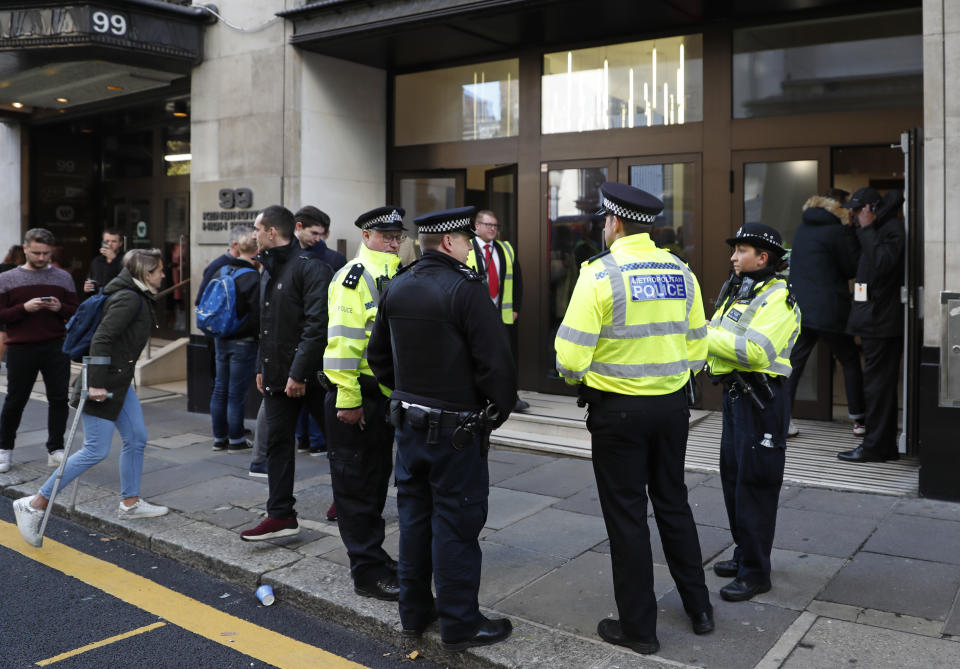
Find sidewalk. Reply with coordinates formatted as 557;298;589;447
3;390;960;668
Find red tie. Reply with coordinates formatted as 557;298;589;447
485;243;499;300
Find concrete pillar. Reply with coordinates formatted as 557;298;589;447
0;121;21;251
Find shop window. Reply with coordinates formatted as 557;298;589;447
542;35;703;134
394;59;519;146
164;125;190;176
103;131;152;180
733;9;922;119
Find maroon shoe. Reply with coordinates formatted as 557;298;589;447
326;503;337;522
240;516;299;542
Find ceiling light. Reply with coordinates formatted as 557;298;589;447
56;97;69;103
164;153;192;162
106;85;123;91
79;128;93;134
172;100;188;118
11;102;23;109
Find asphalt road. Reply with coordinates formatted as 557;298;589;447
0;495;447;669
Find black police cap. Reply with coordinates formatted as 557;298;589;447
840;187;882;210
355;206;406;231
596;182;663;224
726;222;786;258
413;206;477;236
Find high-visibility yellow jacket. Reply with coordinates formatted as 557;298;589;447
706;276;801;377
555;233;707;395
466;239;517;324
323;244;401;408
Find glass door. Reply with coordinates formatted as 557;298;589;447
540;159;615;395
392;170;466;264
732;148;831;420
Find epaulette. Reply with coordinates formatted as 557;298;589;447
457;265;483;281
342;263;365;289
395;258;419;276
585;249;611;264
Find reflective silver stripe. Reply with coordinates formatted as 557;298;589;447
601;253;627;326
323;357;360;370
504;273;513;280
502;302;513;310
328;325;367;340
689;358;706;371
557;361;587;380
710;310;725;328
739;283;785;327
558;324;599;347
734;335;749;367
590;359;692;378
677;261;696;321
361;269;379;303
767;361;791;376
688;325;707;340
745;329;778;365
599;320;690;339
775;309;802;364
501;241;515;264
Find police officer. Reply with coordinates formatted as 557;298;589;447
706;223;801;602
322;206;405;601
555;182;713;656
367;206;517;652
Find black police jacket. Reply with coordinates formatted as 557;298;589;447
257;238;333;393
847;191;905;339
367;250;517;422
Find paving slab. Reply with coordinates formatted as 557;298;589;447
489;458;544;485
488;448;556;467
483;507;608;559
856;607;944;638
593;522;732;569
139;460;241;499
773;507;878;558
151;520;302;588
552;484;603;517
819;551;960;620
894;497;960;523
688;484;730;529
188;505;262;530
494;550;676;637
497;458;596;499
864;513;960;565
149;474;270;513
781;617;960;669
655;590;799;669
149;432;212;449
486;486;559;530
478;541;568;607
73;495;194;551
322;529;399;569
705;547;844;611
781;487;898;520
0;464;46;491
297;534;344;557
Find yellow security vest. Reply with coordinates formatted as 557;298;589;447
705;276;801;377
554;233;707;396
467;239;516;324
323;244;401;408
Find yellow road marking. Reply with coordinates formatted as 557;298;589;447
0;521;367;669
36;622;167;666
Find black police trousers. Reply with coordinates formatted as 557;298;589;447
325;390;395;585
719;376;789;585
860;336;903;457
588;389;710;641
394;417;488;642
263;386;326;519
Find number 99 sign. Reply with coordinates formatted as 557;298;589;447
92;10;128;36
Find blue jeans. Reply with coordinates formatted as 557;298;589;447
295;407;325;448
39;386;148;500
210;338;258;443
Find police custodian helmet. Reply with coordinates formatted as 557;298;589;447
596;182;664;224
413;206;478;237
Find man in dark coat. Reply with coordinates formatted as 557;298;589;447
788;194;865;436
837;188;905;463
239;205;333;541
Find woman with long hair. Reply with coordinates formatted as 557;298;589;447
13;249;169;543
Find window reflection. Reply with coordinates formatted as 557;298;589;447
743;160;817;248
629;163;695;267
543;35;702;134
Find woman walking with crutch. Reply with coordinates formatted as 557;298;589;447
14;248;169;545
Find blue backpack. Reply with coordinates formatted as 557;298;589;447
195;265;256;337
62;289;142;362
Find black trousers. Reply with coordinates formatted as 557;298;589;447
719;377;789;585
263;386;326;519
788;327;865;419
860;336;903;456
394;419;488;643
1;339;70;452
325;390;395;585
588;389;710;642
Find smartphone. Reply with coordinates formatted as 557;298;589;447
40;296;53;302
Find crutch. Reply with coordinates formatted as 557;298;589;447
33;356;111;547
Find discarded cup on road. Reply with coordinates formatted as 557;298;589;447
256;584;275;606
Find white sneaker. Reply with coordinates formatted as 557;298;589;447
47;450;65;467
118;499;169;519
13;496;44;546
787;421;799;437
853;422;866;437
0;449;11;473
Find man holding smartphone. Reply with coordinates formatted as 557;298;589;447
0;228;79;474
84;229;123;295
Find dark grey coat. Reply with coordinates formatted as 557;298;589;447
81;269;156;421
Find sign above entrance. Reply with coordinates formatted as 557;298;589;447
195;178;281;246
